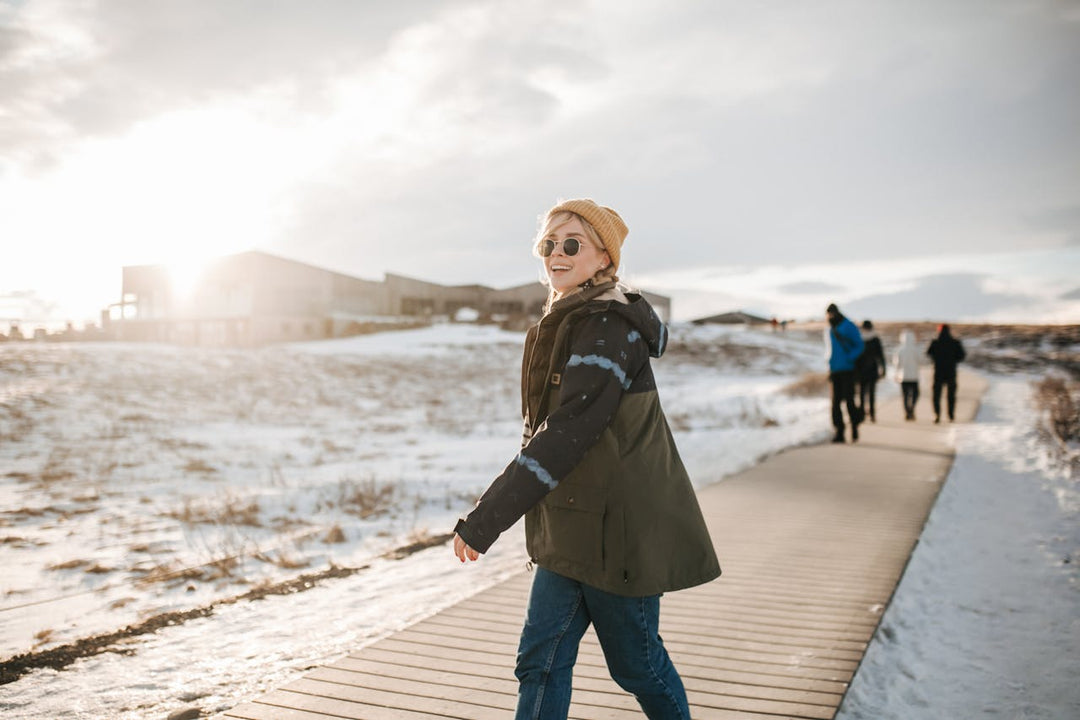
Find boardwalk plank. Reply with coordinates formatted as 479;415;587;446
229;690;455;719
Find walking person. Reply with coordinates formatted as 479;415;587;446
926;323;966;423
452;198;721;720
855;320;886;422
893;329;921;420
824;303;865;443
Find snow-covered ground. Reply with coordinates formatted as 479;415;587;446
0;322;829;719
2;323;1076;719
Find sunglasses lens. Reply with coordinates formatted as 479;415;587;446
539;238;583;257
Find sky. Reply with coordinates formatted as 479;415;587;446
1;0;1079;326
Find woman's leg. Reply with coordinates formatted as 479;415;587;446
515;567;592;720
583;585;690;720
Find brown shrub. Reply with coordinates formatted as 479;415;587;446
167;493;262;527
1034;376;1080;444
336;476;397;519
323;524;346;544
781;372;830;398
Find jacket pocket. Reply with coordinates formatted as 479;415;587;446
539;482;607;570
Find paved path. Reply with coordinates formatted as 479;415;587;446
222;370;987;719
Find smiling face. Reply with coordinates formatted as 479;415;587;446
540;215;610;297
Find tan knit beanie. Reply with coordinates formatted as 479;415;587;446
545;198;628;273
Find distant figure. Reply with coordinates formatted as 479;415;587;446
926;324;966;423
452;198;719;719
893;329;922;420
825;303;865;443
855;320;886;423
771;317;779;332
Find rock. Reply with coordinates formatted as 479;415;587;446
167;708;202;720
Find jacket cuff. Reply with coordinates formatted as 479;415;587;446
454;518;493;554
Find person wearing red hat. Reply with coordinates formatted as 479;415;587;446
452;198;720;719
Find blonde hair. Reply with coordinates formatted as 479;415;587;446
535;211;619;313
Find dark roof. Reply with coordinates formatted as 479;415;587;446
691;310;771;325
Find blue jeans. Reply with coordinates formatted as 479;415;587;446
514;566;690;720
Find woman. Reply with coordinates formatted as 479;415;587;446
893;329;921;420
452;198;720;720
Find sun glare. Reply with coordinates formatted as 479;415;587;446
166;259;207;303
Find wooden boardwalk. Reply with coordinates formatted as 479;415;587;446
223;370;986;720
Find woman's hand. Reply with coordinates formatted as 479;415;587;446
453;533;480;563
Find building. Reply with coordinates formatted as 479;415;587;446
105;250;671;346
691;310;771;326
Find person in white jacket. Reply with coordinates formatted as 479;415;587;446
893;329;922;420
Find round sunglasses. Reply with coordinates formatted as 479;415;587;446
538;237;596;257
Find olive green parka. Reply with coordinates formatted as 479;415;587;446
455;284;720;596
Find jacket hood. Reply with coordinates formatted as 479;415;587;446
590;286;668;358
547;283;668;358
602;291;668;358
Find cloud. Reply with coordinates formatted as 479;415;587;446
1023;203;1080;246
0;0;459;165
845;273;1031;322
776;281;846;295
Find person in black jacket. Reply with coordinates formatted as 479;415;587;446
855;320;886;422
926;324;966;423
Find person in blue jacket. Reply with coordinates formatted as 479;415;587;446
824;303;864;443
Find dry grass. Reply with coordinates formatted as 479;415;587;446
133;561;206;588
166;493;262;527
39;448;75;485
323;524;346;544
181;458;218;475
204;555;242;580
333;475;398;519
781;372;830;397
255;549;310;570
1034;376;1079;446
